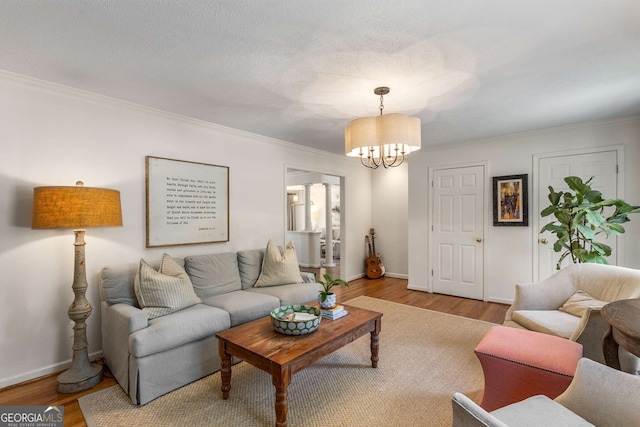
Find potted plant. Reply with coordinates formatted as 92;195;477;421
317;273;349;309
540;176;639;270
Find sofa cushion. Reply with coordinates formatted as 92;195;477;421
184;252;242;298
129;304;230;358
492;395;594;426
201;290;280;327
254;240;303;287
512;310;580;339
559;290;608;317
134;254;202;320
236;248;264;289
100;262;140;307
247;282;323;306
100;257;186;307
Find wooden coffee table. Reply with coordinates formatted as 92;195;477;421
216;303;382;427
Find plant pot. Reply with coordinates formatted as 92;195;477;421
319;292;337;309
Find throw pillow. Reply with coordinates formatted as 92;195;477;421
559;290;608;317
184;252;242;298
134;253;202;319
254;240;303;287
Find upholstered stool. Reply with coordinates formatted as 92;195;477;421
474;325;583;411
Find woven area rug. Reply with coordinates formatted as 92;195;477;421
79;296;494;426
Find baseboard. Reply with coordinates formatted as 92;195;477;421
486;296;513;305
347;272;408;281
407;283;430;292
383;272;408;279
0;351;104;390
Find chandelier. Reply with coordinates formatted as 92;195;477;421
345;87;421;169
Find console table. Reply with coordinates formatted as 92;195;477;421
601;299;640;370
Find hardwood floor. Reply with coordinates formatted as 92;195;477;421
335;276;509;324
0;276;509;427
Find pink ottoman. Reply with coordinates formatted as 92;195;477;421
474;326;583;411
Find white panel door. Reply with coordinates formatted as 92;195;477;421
537;150;618;280
432;165;485;299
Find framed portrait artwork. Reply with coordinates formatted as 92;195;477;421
493;174;528;226
145;156;229;247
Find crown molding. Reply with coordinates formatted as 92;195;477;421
0;69;343;161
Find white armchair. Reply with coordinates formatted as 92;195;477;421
452;357;640;427
503;263;640;370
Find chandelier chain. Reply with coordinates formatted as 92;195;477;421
379;94;384;116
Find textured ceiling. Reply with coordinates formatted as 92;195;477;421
1;1;639;154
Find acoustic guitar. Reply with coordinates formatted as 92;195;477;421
365;228;385;279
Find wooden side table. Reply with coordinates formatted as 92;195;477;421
601;299;640;370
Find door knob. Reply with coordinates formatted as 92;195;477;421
540;238;548;244
476;237;482;243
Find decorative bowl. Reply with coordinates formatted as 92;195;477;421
270;305;321;335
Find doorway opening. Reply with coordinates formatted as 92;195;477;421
285;167;344;280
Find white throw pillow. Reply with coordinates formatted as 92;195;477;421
134;253;202;319
559;290;608;317
254;240;303;287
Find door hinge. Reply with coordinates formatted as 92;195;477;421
431;269;434;276
616;164;619;174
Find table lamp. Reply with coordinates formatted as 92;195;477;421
32;181;122;393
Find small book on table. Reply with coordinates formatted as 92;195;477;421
321;305;348;320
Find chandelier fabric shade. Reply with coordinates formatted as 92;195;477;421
32;183;122;229
345;88;421;169
345;114;421;157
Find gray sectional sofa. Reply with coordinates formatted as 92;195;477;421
98;248;322;405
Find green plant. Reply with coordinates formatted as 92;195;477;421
540;176;640;269
317;273;348;302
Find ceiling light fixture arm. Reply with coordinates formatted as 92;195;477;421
360;146;405;169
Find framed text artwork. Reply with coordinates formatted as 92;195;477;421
493;174;528;226
145;156;229;247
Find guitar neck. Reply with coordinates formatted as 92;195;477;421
371;230;377;255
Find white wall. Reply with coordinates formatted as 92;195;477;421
408;117;640;303
371;163;409;278
0;72;372;387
